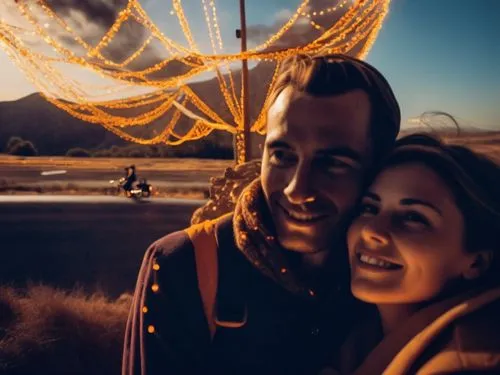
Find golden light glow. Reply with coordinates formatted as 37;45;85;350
0;0;392;163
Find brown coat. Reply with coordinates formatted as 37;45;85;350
332;286;500;374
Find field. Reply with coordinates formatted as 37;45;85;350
2;132;500;199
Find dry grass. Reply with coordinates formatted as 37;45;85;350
0;155;233;172
0;285;131;375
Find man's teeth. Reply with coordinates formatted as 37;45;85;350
286;209;322;221
359;254;396;269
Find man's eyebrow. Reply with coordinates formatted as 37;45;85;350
267;140;292;149
400;198;443;216
316;147;362;162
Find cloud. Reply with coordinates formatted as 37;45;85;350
0;0;195;79
47;0;162;70
246;0;369;53
274;8;294;23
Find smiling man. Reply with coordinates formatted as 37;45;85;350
263;86;371;259
123;54;401;375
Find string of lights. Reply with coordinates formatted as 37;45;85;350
0;0;391;162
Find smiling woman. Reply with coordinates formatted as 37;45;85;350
324;131;500;374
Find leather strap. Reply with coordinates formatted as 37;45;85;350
185;218;220;340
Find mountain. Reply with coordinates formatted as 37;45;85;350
0;93;128;155
0;62;274;156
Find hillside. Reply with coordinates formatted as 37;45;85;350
0;62;274;156
0;93;127;155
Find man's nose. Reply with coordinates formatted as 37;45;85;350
283;163;316;205
360;219;390;248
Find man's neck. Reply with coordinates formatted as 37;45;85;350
284;250;332;293
376;303;420;335
301;251;330;271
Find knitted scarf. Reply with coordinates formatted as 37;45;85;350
233;178;318;299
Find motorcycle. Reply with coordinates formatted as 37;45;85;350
109;177;153;198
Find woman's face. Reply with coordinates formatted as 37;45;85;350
347;162;476;304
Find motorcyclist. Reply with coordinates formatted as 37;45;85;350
123;165;137;192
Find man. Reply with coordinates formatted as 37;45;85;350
123;165;138;192
122;54;401;375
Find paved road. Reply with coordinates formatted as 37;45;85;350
0;165;214;189
0;196;206;297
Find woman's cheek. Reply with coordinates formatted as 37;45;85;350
347;218;366;249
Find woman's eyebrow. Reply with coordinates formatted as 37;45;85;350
400;198;443;216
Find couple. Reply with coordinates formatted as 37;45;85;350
122;54;500;374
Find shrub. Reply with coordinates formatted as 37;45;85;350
7;140;38;156
66;148;92;157
5;136;24;153
91;141;233;159
92;150;113;157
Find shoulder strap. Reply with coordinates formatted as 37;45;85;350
213;214;248;329
185;218;220;340
185;213;248;341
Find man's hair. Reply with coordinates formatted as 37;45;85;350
267;54;401;160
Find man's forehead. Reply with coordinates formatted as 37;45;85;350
265;123;360;149
266;87;371;150
268;86;370;116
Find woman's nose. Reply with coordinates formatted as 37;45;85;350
360;220;390;248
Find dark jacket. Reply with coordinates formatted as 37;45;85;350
123;171;137;191
123;214;360;375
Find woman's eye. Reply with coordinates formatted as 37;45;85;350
359;203;378;216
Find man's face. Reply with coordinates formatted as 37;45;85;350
261;86;372;254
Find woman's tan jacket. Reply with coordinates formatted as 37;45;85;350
333;286;500;374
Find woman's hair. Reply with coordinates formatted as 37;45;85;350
375;131;500;283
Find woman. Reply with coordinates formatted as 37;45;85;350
333;133;500;374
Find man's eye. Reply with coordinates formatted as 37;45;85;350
359;203;378;216
269;150;296;167
319;157;357;174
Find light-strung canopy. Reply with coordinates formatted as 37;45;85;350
0;0;391;163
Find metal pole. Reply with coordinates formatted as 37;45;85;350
238;0;251;163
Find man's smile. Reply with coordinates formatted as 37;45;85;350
277;201;330;225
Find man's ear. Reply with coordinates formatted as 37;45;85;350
462;250;494;280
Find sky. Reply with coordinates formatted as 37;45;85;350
0;0;499;128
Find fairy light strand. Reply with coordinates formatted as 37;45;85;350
0;0;392;162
